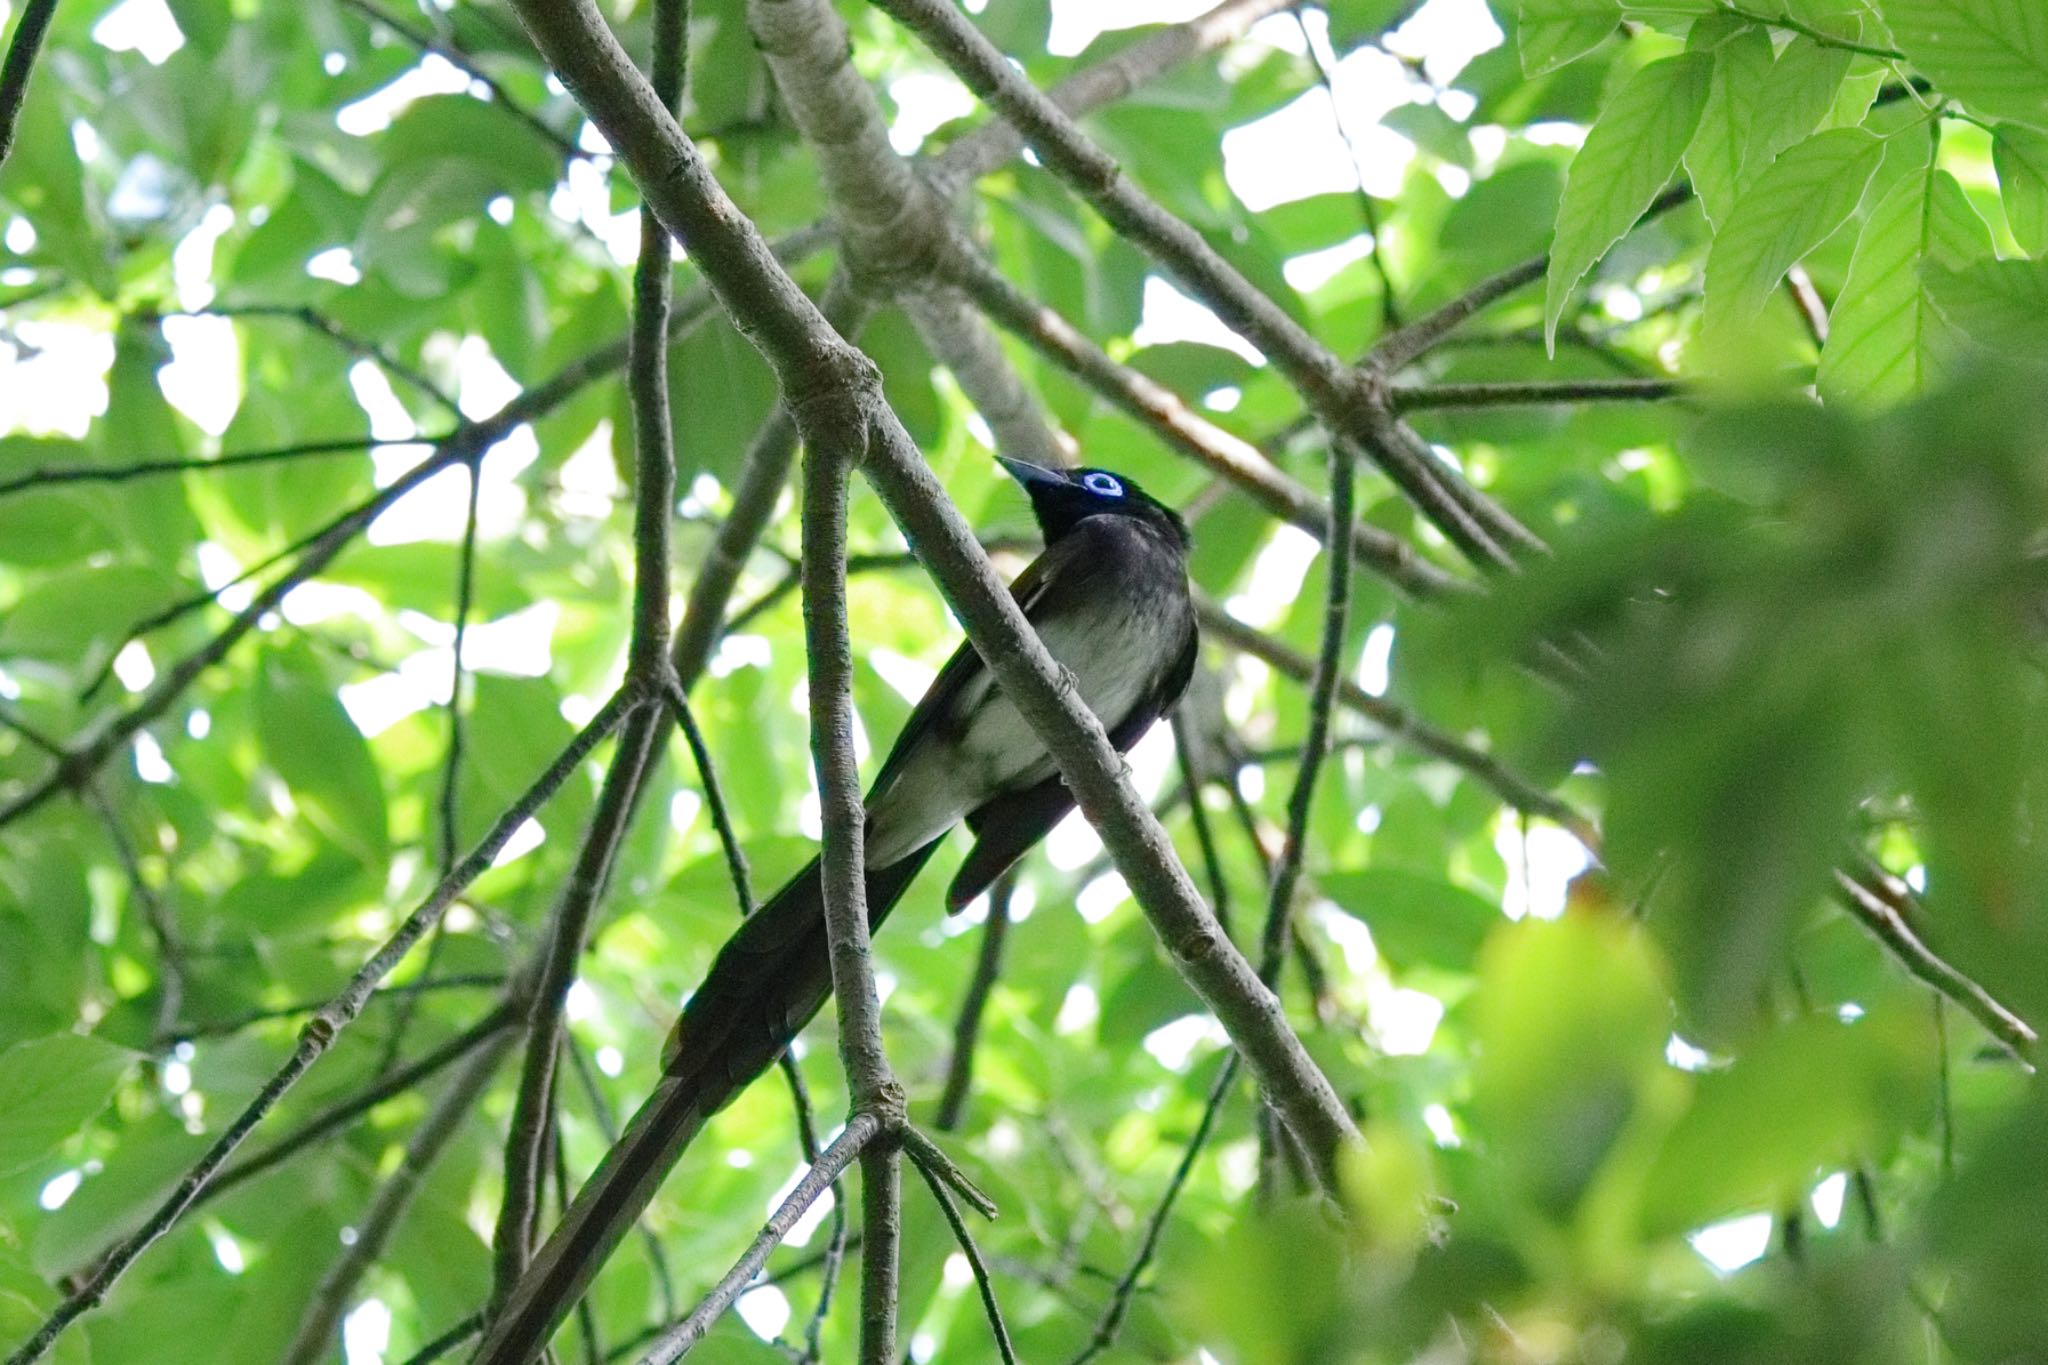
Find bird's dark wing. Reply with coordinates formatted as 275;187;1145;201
863;542;1064;803
945;600;1199;910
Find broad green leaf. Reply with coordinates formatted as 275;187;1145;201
1993;122;2048;255
1472;915;1673;1217
1925;255;2048;356
1545;53;1715;349
1879;0;2048;130
1517;0;1621;76
1702;127;1884;332
1642;1009;1934;1235
1319;867;1503;972
0;1033;137;1174
1684;21;1774;231
1748;36;1855;170
1820;170;1996;405
255;653;391;863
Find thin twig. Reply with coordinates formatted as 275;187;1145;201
934;876;1013;1132
183;304;457;412
1831;871;2035;1063
1293;6;1398;328
1260;432;1355;982
1391;377;1687;412
1171;711;1235;941
637;1115;882;1365
1067;1056;1238;1365
906;1143;1018;1365
336;0;585;159
169;973;508;1043
0;434;413;501
86;786;188;1044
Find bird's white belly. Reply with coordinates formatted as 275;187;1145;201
863;591;1180;867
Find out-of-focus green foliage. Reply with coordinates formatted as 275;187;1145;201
0;0;2043;1362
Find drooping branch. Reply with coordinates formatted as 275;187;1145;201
1392;377;1688;411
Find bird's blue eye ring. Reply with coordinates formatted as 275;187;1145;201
1081;472;1123;497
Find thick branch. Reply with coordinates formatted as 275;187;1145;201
0;0;58;167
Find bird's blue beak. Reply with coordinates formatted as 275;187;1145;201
996;455;1067;489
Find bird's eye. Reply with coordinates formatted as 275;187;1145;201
1081;472;1124;497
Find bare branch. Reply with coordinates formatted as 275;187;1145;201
934;876;1013;1132
906;1143;1018;1365
1392;377;1688;412
0;434;409;501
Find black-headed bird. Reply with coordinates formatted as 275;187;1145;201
476;457;1197;1363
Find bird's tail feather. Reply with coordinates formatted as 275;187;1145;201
472;841;943;1365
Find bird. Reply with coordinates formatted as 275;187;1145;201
473;456;1198;1363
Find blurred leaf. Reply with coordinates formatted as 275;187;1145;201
1993;121;2048;256
1320;867;1502;972
0;1033;137;1175
1925;254;2048;357
1878;0;2048;130
1517;0;1621;76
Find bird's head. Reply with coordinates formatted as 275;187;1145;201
997;457;1188;548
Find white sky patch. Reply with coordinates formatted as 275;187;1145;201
558;156;641;265
1054;982;1099;1036
134;731;173;783
1143;1014;1226;1070
1367;983;1443;1055
565;978;600;1024
172;203;235;310
1422;1103;1460;1146
1226;523;1319;628
870;647;938;704
92;0;184;65
1495;814;1592;920
1133;276;1264;365
556;421;622;519
596;1045;624;1076
1358;622;1394;697
39;1170;83;1211
306;245;361;285
1811;1172;1847;1228
196;542;255;612
491;816;545;868
454;335;518;420
1222;45;1424;209
342;1299;392;1365
1384;0;1504;84
0;321;114;437
209;1226;246;1274
1690;1212;1773;1274
281;581;381;629
1076;871;1129;923
669;788;702;837
889;71;977;154
1048;0;1218;57
1044;804;1102;870
351;361;417;452
158;312;241;435
1666;1034;1715;1071
336;55;472;136
1282;233;1374;292
113;641;156;692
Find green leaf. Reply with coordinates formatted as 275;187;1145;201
1702;127;1884;332
1517;0;1621;76
1470;915;1672;1217
1642;1009;1934;1235
1819;170;1996;405
1878;0;2048;130
1925;254;2048;356
255;652;391;863
1993;122;2048;255
1684;21;1775;231
1546;53;1715;349
1319;868;1503;972
0;1033;137;1174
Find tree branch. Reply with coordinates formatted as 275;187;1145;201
934;875;1013;1132
637;1114;882;1365
0;0;58;168
1391;377;1688;412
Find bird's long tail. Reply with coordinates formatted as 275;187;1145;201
472;841;943;1365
